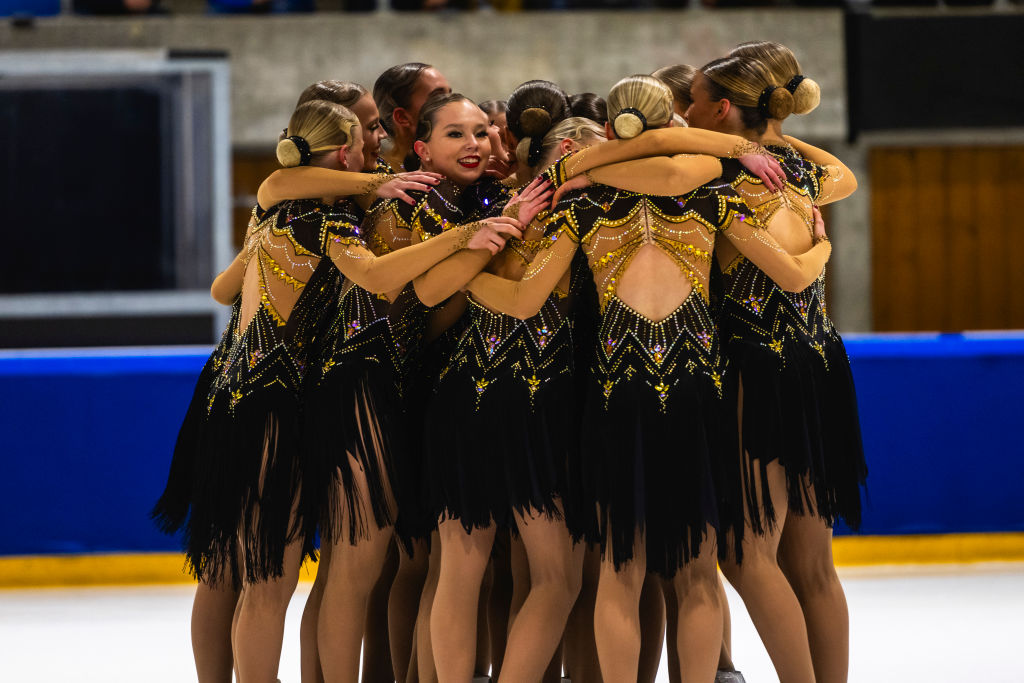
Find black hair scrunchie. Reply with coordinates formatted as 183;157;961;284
757;86;777;119
785;75;806;94
289;135;312;166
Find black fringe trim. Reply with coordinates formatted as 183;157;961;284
180;383;312;588
423;371;576;533
304;361;401;546
579;370;729;578
730;335;868;535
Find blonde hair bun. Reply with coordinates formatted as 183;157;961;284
791;77;821;115
606;75;672;139
276;137;303;168
767;87;795;120
613;111;645;139
519;107;553;137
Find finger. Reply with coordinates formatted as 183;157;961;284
490;216;521;227
400;172;441;184
398;190;415;205
493;223;522;237
525;177;550;198
498;226;523;239
402;182;433;193
527;198;551;214
527;183;551;202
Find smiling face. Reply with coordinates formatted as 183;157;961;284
349;93;387;171
414;100;491;187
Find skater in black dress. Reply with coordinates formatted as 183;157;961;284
153;98;519;682
685;43;864;683
471;75;832;682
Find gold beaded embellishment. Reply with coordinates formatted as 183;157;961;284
362;173;397;197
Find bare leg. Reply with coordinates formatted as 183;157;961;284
720;460;815;683
718;574;735;671
391;537;430;683
661;577;680;683
508;534;530;631
637;574;665;683
319;522;394;683
498;510;583;683
319;448;398;683
594;536;646;683
363;540;399;683
488;529;513;679
563;544;602;683
231;587;243;675
406;630;420;683
477;557;494;677
671;531;723;683
192;578;239;683
779;509;849;683
415;531;442;683
431;520;497;683
301;543;331;683
233;537;305;683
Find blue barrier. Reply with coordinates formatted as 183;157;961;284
1;334;1023;556
0;0;60;16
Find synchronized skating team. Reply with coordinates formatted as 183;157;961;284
153;40;868;683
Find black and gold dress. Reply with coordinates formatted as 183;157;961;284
423;169;587;532
153;199;356;585
369;176;511;547
302;200;407;548
718;144;867;532
152;296;241;549
567;183;754;576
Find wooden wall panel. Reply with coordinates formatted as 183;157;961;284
231;151;279;249
870;146;1024;332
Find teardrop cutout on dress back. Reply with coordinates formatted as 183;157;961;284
615;244;695;323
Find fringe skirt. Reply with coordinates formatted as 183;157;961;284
303;357;403;548
578;295;739;577
153;356;314;587
727;330;867;533
423;307;578;533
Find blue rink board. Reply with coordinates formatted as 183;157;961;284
1;334;1023;556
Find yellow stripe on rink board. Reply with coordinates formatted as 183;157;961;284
0;553;194;588
1;533;1023;588
832;532;1024;566
0;552;319;589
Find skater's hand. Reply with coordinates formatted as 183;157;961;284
812;205;828;243
551;173;592;206
466;217;523;255
375;172;444;205
504;177;553;227
739;153;786;193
